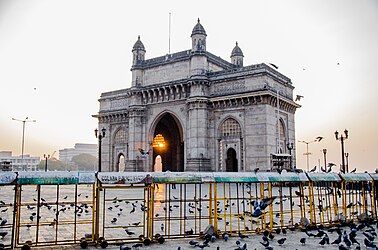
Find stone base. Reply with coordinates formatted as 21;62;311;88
185;158;212;172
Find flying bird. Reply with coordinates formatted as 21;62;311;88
316;136;323;142
295;95;304;101
269;63;278;69
138;148;149;158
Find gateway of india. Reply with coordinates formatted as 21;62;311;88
94;19;300;172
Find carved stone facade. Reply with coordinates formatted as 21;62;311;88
94;19;300;172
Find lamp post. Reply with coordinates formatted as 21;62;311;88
345;152;349;173
43;154;50;172
298;137;323;172
322;149;327;169
286;142;294;169
95;128;106;172
335;129;348;173
12;117;36;171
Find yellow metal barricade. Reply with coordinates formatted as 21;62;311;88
0;172;17;250
14;171;96;248
340;173;375;222
95;172;153;245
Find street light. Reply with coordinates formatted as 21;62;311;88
286;142;294;169
298;136;323;172
322;149;327;170
335;129;348;173
12;117;36;171
95;128;106;172
43;154;50;172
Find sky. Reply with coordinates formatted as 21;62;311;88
0;0;377;172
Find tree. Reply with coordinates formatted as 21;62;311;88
71;153;98;171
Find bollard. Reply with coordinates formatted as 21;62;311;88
138;234;151;246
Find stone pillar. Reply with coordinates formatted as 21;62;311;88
125;106;146;172
186;81;211;171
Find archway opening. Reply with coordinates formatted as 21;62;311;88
117;154;125;172
154;155;162;172
226;148;238;172
153;113;184;172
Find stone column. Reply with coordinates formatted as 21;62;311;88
125;106;146;172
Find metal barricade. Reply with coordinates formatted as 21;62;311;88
151;172;214;239
0;172;17;250
14;171;96;248
95;172;153;245
340;173;375;222
306;173;342;226
369;173;378;220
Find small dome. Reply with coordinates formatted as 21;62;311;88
231;42;244;57
132;36;145;51
191;18;207;37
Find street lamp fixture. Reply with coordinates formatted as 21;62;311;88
335;129;348;173
322;149;327;170
95;128;106;172
12;117;36;171
286;142;294;169
43;154;50;172
298;136;323;172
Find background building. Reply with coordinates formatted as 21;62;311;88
59;143;97;163
0;151;40;171
94;19;300;172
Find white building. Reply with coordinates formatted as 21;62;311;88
59;143;97;163
0;151;40;171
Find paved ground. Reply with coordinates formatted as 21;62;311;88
30;223;378;250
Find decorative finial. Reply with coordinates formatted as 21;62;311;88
236;41;238;46
138;35;140;40
197;18;200;23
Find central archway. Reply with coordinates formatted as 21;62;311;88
153;113;184;172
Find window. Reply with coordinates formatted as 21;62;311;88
221;118;241;137
114;129;127;144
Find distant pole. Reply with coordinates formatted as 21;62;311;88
12;117;36;171
298;137;322;172
168;12;171;54
44;154;50;172
335;129;348;173
345;153;349;173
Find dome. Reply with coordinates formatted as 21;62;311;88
231;42;244;57
132;36;145;51
191;18;207;37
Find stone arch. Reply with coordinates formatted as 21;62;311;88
116;153;125;172
226;148;238;172
217;117;243;171
276;118;286;153
112;126;128;171
150;111;184;172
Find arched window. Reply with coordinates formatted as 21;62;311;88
276;119;286;153
114;129;127;144
220;118;241;137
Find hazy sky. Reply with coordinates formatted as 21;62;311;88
0;0;377;172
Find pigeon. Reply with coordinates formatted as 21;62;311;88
260;241;269;247
277;237;286;245
222;233;229;242
300;237;306;245
238;232;248;239
295;95;304;101
309;166;317;172
331;235;341;244
189;240;199;246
